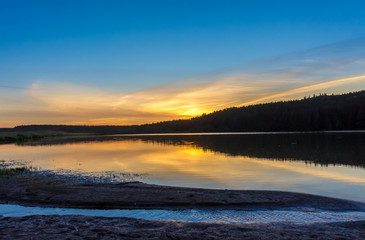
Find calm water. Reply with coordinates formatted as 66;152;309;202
1;132;365;202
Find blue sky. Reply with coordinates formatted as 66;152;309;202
1;1;365;126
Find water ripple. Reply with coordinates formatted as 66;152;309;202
1;204;365;223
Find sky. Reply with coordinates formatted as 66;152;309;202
1;0;365;127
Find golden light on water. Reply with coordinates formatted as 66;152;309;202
1;139;365;201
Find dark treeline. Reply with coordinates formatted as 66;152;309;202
5;125;138;135
2;90;365;134
138;90;365;133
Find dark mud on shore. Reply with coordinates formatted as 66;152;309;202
1;215;365;240
1;175;365;239
1;175;364;211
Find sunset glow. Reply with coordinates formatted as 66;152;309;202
1;1;365;127
2;3;365;237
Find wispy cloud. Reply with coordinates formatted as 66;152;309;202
241;74;365;106
1;38;365;127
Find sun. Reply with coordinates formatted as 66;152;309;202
180;108;206;118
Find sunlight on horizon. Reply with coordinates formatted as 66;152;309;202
1;2;365;129
1;38;365;127
1;73;364;127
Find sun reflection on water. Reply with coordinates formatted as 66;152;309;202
0;135;365;201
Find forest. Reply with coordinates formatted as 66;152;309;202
2;90;365;134
136;90;365;133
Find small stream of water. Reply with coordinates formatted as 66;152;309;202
1;204;365;223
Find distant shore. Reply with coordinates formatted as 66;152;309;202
1;174;365;239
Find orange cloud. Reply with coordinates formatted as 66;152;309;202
1;71;365;127
240;75;365;106
1;39;365;127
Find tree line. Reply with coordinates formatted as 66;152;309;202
137;90;365;133
4;90;365;134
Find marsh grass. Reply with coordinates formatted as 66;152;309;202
0;160;34;176
0;131;81;145
0;133;45;144
0;167;31;176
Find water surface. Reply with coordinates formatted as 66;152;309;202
1;204;365;223
1;132;365;201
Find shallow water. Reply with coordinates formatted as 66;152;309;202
1;204;365;223
1;132;365;201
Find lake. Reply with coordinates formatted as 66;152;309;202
1;132;365;202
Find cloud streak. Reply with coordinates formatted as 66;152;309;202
1;38;365;127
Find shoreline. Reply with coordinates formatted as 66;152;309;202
1;175;365;239
1;175;364;211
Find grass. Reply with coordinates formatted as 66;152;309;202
0;166;31;176
0;133;45;144
0;131;90;145
0;159;34;177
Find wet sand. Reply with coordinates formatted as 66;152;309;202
1;175;365;239
1;175;364;211
1;215;365;239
